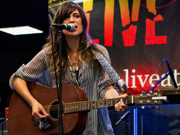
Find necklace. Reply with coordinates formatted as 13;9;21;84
67;55;79;72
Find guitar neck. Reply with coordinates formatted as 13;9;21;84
63;91;165;114
64;97;122;113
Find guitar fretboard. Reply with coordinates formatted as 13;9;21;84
64;97;124;113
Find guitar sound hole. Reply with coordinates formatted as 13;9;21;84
49;101;59;119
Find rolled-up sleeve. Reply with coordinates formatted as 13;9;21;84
9;48;48;90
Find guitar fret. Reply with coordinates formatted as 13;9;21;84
116;98;119;104
74;102;76;112
76;102;78;111
66;103;68;113
84;102;87;110
65;104;67;113
105;99;108;107
107;99;109;107
77;102;79;111
98;100;100;108
69;103;71;112
68;104;71;112
88;101;90;110
87;101;89;110
81;102;83;110
95;101;97;109
69;103;70;112
72;103;75;112
76;102;79;112
99;100;102;108
81;102;84;111
69;103;71;113
78;102;80;111
108;99;111;107
65;103;68;113
93;101;96;109
82;101;86;111
91;101;93;109
79;102;81;111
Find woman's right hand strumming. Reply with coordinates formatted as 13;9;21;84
12;77;49;122
31;100;49;122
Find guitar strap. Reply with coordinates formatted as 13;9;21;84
92;50;127;93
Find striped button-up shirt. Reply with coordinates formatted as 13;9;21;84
9;44;115;135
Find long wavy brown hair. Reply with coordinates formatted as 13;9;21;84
43;2;100;78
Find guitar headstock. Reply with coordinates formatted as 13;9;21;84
126;91;167;105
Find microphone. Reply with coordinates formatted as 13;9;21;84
52;23;75;32
164;59;178;89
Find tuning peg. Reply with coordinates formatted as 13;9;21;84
154;93;158;96
154;100;158;104
139;101;143;104
146;100;150;103
142;91;145;94
149;90;153;93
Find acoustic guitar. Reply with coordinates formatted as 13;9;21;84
8;83;167;135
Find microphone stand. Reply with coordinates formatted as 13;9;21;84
115;104;137;135
148;70;170;93
58;29;64;135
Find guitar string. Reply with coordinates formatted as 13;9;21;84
42;98;122;109
42;97;122;113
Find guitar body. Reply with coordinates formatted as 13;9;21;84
8;81;168;135
8;83;88;135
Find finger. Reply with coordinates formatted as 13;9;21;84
120;93;128;98
115;104;120;111
41;108;49;117
33;109;47;120
119;99;124;105
120;99;128;109
36;111;48;119
115;102;124;111
118;99;128;110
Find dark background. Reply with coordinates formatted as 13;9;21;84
0;0;49;117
